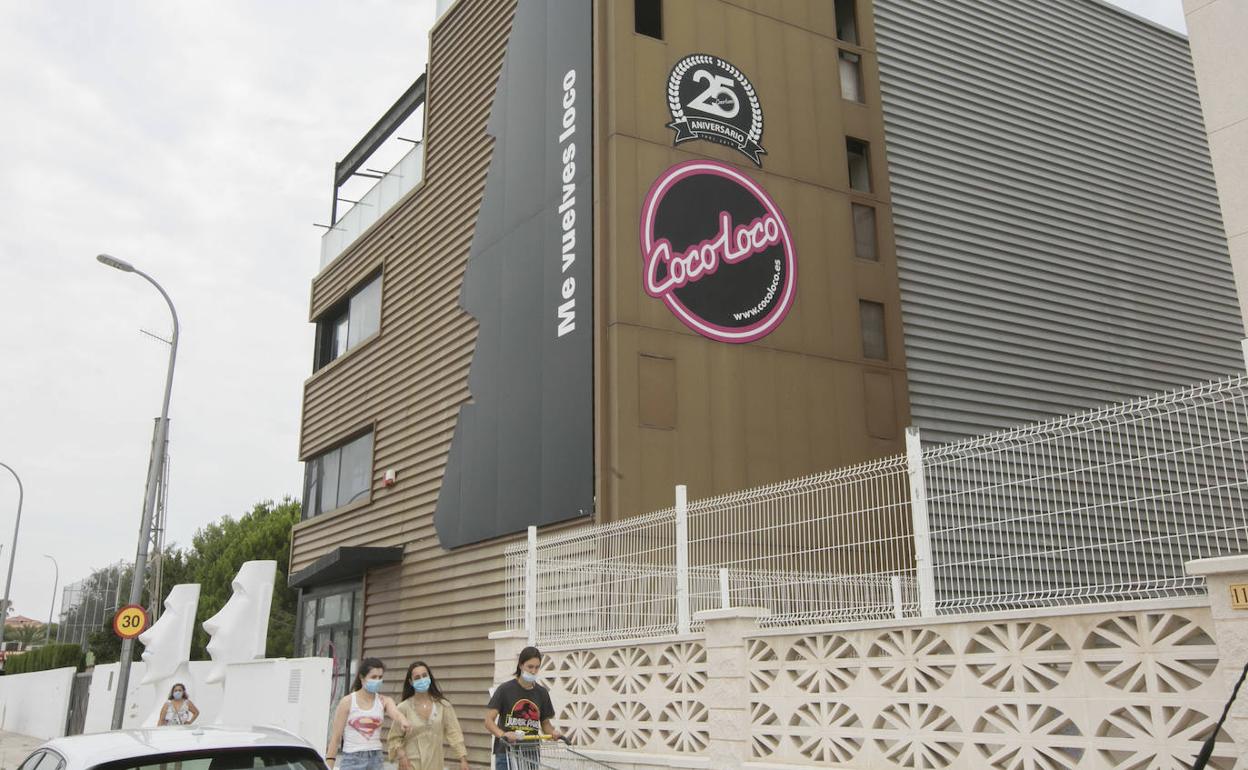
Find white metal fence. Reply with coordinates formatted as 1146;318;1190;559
507;375;1248;646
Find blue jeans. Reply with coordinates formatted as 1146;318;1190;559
338;750;383;770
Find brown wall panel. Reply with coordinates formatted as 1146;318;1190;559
598;0;909;521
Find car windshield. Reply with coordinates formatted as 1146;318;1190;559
92;748;325;770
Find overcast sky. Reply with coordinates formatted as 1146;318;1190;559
0;0;1188;621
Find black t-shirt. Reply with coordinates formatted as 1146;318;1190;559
487;679;555;754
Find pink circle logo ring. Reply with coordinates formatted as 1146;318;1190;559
640;160;797;344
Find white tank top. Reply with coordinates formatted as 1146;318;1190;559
342;691;385;753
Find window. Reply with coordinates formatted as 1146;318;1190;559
860;300;887;360
303;430;374;519
636;0;663;39
94;748;322;770
298;584;363;705
835;0;859;44
315;273;382;370
847;138;872;192
852;203;878;261
839;51;864;103
17;752;57;770
20;753;63;770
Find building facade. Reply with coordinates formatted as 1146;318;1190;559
290;0;1241;762
1184;0;1248;327
878;0;1242;443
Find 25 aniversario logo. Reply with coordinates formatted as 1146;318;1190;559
667;54;766;166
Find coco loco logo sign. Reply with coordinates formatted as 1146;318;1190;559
641;160;796;344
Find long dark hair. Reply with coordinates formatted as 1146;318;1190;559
401;660;448;703
167;682;188;701
513;646;542;678
352;657;385;692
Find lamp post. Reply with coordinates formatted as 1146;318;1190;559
43;555;59;646
97;254;179;729
0;462;24;665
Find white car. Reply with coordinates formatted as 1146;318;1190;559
15;725;328;770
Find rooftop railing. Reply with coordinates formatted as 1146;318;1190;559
320;141;423;269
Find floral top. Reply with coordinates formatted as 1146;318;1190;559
385;697;467;769
160;701;193;726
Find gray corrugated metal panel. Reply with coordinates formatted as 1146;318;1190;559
900;342;1230;403
874;42;1210;166
885;0;1204;108
892;195;1236;297
895;241;1241;335
899;311;1238;380
874;0;1244;446
880;105;1225;219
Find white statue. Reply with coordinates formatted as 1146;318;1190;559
202;560;276;684
139;584;200;685
138;583;201;726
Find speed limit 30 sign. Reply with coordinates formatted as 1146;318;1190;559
113;604;149;639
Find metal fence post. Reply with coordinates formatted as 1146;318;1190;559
675;484;691;634
905;427;937;616
525;525;537;646
719;568;730;610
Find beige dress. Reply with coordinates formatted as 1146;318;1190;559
385;697;467;769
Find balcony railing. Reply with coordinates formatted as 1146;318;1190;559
319;141;423;269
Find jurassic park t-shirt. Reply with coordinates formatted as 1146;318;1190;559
488;679;555;754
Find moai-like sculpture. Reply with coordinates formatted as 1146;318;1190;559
138;583;201;726
202;560;276;684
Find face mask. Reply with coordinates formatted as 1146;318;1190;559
412;677;431;693
363;679;383;694
172;692;184;701
520;672;539;684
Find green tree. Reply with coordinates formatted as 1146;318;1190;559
5;623;44;650
184;498;300;659
81;498;300;664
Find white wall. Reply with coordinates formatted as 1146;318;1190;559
80;658;332;750
83;661;224;734
220;658;334;752
1186;0;1248;328
0;667;76;740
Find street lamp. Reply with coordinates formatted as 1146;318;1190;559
97;254;179;729
0;462;24;664
43;555;59;646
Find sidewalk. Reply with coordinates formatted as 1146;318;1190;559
0;731;41;769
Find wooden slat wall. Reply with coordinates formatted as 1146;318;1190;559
292;0;518;765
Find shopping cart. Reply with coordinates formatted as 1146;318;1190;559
504;735;620;769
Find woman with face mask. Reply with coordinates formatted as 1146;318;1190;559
484;646;564;770
325;657;411;770
385;661;468;770
158;683;199;726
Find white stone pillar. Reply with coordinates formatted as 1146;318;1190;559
489;629;530;686
1187;555;1248;744
694;607;768;770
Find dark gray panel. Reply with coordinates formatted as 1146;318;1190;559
436;0;594;547
875;0;1244;444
